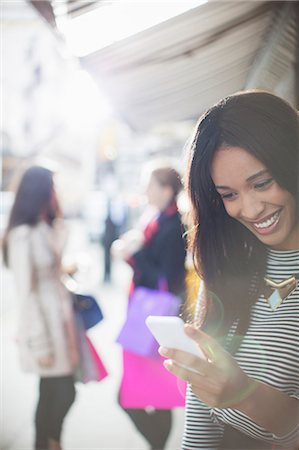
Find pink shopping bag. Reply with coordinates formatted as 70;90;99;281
85;335;108;382
119;350;186;409
75;313;108;383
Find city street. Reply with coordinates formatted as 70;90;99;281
1;221;185;450
2;2;297;449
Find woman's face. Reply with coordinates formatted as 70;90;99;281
146;175;173;210
211;146;298;250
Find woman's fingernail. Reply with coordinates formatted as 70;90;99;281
158;346;169;356
163;359;173;370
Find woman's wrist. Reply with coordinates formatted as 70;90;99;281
232;376;259;411
234;378;299;437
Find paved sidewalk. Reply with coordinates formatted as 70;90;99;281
1;221;185;450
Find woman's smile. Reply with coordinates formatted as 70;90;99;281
248;209;281;234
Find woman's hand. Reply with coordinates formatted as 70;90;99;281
111;230;144;259
159;324;256;409
62;262;78;276
38;353;55;368
111;239;128;260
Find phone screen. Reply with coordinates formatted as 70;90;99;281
145;316;206;359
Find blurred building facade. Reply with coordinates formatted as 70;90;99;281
2;0;297;219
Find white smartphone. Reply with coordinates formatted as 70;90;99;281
145;316;206;360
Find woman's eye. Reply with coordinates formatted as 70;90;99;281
254;178;274;190
220;192;237;200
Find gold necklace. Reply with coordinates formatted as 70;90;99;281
262;274;298;311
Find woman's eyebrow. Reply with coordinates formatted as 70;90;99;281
246;169;270;183
214;184;231;190
215;169;270;190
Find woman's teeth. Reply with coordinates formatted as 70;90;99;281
254;211;280;229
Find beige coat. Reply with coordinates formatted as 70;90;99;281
8;221;78;376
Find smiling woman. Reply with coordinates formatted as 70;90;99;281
161;91;299;449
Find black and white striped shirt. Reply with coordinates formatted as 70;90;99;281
183;249;299;449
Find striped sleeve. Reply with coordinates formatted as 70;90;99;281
182;385;224;449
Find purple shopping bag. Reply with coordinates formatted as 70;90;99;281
116;287;181;358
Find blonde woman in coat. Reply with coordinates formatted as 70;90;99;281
3;166;78;450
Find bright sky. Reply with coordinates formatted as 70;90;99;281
55;1;207;57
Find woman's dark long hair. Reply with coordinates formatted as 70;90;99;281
3;166;57;266
187;91;299;343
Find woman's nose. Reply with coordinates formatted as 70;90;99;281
240;193;265;220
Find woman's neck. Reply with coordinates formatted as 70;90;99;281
159;200;177;216
268;222;299;251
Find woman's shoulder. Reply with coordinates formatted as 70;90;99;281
161;210;182;224
159;212;184;233
9;224;31;241
9;222;55;243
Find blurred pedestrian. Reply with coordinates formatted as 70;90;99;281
112;164;186;450
102;195;128;282
3;165;78;450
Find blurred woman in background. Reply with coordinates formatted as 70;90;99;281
3;166;78;450
112;164;186;450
